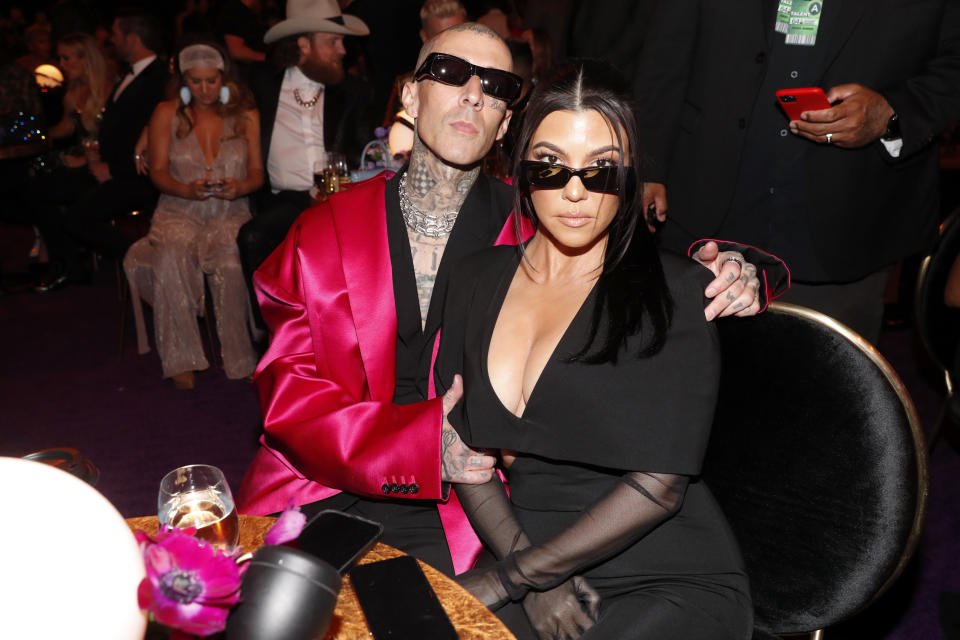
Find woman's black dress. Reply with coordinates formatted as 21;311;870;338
436;245;753;639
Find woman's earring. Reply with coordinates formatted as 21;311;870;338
179;86;192;105
219;86;230;103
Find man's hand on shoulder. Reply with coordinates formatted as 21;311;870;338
441;375;496;484
694;242;762;320
641;182;668;232
789;83;895;148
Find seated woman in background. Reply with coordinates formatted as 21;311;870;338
436;60;752;639
49;32;114;165
124;40;262;389
22;32;114;280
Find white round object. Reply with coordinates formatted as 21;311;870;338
0;457;147;640
387;111;415;157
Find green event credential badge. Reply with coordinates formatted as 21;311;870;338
775;0;793;34
786;0;824;46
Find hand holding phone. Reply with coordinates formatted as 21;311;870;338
776;87;831;121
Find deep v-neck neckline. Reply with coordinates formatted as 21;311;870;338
191;115;224;170
481;251;598;421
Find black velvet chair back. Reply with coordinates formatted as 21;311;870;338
915;208;960;392
702;302;928;637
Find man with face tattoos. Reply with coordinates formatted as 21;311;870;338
237;22;787;589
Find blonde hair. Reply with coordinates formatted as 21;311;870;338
59;33;112;135
420;0;466;26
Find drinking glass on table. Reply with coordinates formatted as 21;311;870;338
314;151;348;195
158;464;240;549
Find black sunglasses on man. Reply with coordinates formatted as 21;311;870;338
414;52;523;104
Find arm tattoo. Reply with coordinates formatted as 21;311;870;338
441;426;465;481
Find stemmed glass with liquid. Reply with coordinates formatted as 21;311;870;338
158;464;239;549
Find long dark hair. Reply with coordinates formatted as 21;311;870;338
511;59;673;364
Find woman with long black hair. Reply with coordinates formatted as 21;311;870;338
436;60;753;639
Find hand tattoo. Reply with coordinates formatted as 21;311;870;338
441;426;466;482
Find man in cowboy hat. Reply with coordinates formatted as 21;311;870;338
237;0;374;317
237;20;786;587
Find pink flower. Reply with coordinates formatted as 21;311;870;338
263;500;307;546
136;526;243;637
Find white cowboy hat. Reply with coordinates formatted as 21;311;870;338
264;0;369;44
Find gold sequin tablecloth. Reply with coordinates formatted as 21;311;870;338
127;515;515;639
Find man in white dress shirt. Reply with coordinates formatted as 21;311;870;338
238;0;371;318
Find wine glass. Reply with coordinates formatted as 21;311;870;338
158;464;240;549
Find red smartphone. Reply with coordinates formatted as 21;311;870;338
776;87;831;121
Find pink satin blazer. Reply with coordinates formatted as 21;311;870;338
236;175;527;573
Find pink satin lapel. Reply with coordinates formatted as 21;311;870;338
427;327;484;573
438;491;484;574
330;180;398;401
494;213;535;246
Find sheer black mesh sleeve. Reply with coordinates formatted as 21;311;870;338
454;475;603;634
455;473;532;559
496;471;690;600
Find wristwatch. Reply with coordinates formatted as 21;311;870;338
881;112;901;141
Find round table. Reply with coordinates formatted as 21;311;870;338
127;515;515;639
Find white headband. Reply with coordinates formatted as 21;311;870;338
178;44;225;72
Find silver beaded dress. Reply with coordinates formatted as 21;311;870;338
124;114;258;380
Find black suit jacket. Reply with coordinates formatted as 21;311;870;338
248;66;373;195
98;57;169;181
636;0;960;282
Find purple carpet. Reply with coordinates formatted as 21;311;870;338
1;223;957;638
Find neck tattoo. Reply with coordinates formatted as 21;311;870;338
399;173;459;238
293;87;321;108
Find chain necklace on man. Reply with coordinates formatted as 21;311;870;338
293;87;321;108
399;173;459;238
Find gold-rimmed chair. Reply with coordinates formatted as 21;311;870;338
914;208;960;450
703;302;928;640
